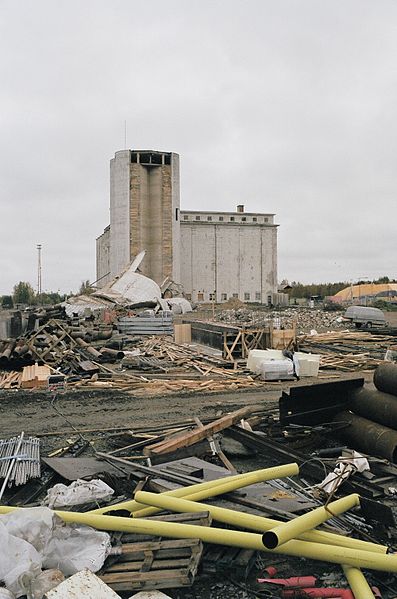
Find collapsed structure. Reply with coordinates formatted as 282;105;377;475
96;149;280;305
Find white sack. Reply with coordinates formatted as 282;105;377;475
43;479;114;508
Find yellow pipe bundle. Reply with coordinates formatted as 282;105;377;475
88;462;299;516
0;504;395;572
133;491;386;554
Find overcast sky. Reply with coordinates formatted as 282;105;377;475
0;0;396;295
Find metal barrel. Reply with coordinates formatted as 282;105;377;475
374;363;397;397
349;387;397;430
100;348;125;360
333;411;397;462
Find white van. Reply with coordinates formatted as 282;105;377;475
344;306;387;328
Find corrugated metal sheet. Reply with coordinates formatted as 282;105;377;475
117;315;174;335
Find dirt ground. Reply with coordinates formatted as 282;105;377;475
0;371;370;454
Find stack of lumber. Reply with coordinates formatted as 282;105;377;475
298;330;396;371
68;372;262;395
0;370;22;389
69;337;264;395
20;364;51;389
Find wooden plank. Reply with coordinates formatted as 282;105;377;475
100;568;191;583
105;558;191;572
144;407;253;456
119;539;199;552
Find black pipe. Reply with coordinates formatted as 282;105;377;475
349;387;397;430
374;363;397;397
333;411;397;462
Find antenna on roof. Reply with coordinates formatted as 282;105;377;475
124;120;127;150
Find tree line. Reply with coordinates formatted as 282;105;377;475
287;276;396;299
1;281;66;309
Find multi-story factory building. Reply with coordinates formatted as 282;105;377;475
96;149;279;304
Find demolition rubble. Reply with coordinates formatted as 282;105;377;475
1;292;397;598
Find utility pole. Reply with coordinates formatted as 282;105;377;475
37;244;42;298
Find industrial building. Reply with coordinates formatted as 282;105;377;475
96;149;279;304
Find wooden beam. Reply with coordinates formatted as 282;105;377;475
144;407;253;456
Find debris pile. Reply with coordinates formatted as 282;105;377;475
0;317;267;394
216;307;347;333
1;371;397;597
298;330;397;371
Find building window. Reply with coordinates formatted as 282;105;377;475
264;217;268;223
230;216;235;222
255;292;261;301
195;215;201;221
185;293;191;300
207;216;212;221
232;293;238;298
183;215;189;220
244;292;250;301
253;217;257;222
219;216;224;221
241;217;246;222
221;293;227;301
175;208;179;221
197;292;204;301
209;293;215;301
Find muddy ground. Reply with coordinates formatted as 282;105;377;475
0;372;367;453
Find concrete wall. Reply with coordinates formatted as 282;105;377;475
171;153;181;283
96;226;111;287
180;219;278;303
109;150;131;278
129;154;180;285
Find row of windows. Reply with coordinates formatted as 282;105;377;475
183;215;269;223
185;292;262;302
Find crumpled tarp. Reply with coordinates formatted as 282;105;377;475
43;479;114;509
0;507;111;598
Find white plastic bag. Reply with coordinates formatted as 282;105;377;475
43;479;114;508
30;569;65;599
0;520;42;597
44;522;112;575
0;507;112;596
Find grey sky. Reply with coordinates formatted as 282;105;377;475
0;0;396;295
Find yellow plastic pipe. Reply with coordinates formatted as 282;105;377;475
88;462;300;515
0;505;395;572
133;490;386;554
342;565;376;599
262;493;360;549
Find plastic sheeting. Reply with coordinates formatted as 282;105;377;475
315;451;370;496
0;507;111;597
44;479;114;509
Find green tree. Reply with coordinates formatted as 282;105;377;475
79;280;94;295
375;276;390;284
13;281;36;305
1;295;14;309
38;291;66;305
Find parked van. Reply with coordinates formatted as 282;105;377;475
344;306;387;328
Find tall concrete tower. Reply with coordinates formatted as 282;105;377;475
96;149;181;286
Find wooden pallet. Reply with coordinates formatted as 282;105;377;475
100;538;203;592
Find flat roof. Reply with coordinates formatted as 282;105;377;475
180;210;275;216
